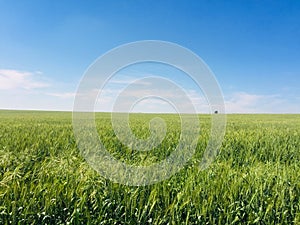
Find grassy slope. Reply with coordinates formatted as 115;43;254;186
0;110;300;224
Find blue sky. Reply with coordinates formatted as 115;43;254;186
0;0;299;113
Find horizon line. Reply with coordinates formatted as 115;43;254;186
0;108;299;115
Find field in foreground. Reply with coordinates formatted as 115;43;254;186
0;110;300;224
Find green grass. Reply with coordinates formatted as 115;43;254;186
0;110;300;224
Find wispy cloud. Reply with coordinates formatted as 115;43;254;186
96;87;300;113
1;68;299;113
47;92;76;99
225;92;299;113
0;69;50;90
95;84;210;113
107;75;153;86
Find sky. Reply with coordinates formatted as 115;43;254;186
0;0;299;113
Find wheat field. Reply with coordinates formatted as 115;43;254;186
0;110;299;224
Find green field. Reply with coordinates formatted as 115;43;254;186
0;110;300;224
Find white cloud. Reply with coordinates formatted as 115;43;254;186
94;84;210;113
109;77;151;86
47;92;76;99
0;69;298;113
0;69;49;90
225;92;299;113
